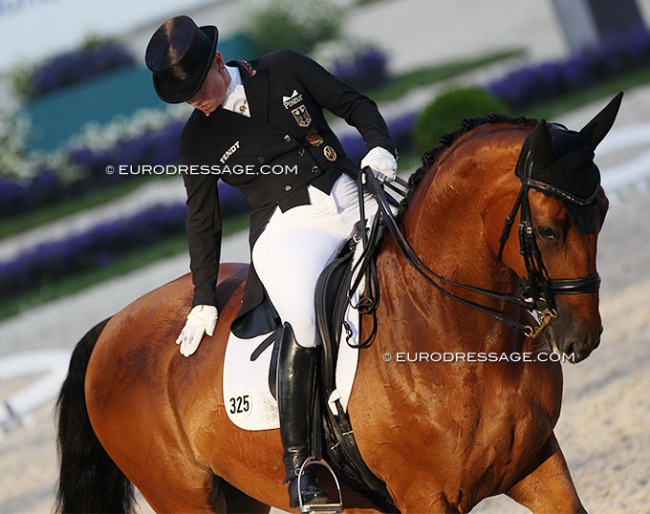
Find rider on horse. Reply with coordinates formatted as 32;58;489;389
145;15;397;508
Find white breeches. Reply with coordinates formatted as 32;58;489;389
252;174;377;348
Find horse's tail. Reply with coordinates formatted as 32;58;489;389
55;317;136;514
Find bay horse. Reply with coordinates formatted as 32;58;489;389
56;93;621;514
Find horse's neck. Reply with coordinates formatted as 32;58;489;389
375;161;521;354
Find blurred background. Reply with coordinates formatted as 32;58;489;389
1;0;649;512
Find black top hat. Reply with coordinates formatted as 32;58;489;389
145;16;219;104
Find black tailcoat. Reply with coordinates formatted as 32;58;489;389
180;49;395;337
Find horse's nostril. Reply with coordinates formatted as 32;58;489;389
563;333;601;363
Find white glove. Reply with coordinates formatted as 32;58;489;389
361;146;398;183
176;305;218;357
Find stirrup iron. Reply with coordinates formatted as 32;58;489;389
297;458;344;514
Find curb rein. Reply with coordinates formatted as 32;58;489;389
355;164;600;341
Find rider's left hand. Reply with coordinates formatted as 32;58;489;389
361;146;398;183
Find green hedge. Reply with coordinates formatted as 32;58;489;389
244;0;343;54
413;86;510;155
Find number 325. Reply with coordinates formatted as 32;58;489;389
229;395;250;414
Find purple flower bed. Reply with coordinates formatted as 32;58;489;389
0;181;248;302
28;41;134;99
340;110;417;163
0;203;184;302
0;120;185;220
333;46;389;92
0;166;66;215
67;119;185;179
485;24;650;110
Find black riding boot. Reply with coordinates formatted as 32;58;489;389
277;323;328;509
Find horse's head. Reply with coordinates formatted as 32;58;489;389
492;93;622;362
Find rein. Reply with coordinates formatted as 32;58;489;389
360;160;599;339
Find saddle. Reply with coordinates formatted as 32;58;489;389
312;218;399;514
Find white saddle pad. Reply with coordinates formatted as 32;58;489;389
222;302;362;431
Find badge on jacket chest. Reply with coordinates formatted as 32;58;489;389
291;105;312;127
306;129;324;147
283;90;312;127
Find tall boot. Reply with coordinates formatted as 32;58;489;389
277;323;329;509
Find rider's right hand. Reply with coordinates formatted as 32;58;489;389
176;305;218;357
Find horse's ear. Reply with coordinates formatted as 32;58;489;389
578;91;623;150
529;119;556;169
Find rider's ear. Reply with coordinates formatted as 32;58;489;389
578;91;623;150
213;52;224;70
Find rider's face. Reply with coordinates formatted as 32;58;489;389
187;52;230;116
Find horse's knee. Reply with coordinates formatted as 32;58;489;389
507;436;586;513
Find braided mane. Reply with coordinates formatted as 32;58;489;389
403;113;538;210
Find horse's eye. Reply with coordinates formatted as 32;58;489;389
537;226;559;241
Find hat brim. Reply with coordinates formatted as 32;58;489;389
152;25;219;104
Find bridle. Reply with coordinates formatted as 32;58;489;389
359;151;601;339
495;145;602;336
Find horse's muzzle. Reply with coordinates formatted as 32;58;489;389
551;324;603;363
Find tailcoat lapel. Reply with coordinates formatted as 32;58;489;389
237;60;269;123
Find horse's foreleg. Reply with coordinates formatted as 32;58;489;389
507;433;587;513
